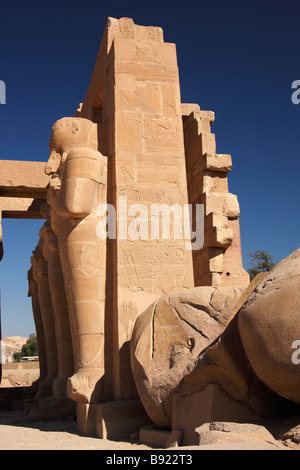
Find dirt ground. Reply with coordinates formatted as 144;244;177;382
0;363;295;451
0;409;291;451
0;363;154;450
1;361;40;388
0;409;158;451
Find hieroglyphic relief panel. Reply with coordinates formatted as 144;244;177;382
112;24;194;398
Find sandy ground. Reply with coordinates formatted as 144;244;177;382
0;409;156;451
0;409;291;451
0;363;156;450
1;362;40;388
0;363;294;451
0;364;150;450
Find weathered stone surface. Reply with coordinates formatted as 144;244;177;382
238;247;300;403
47;227;74;402
183;109;249;288
139;425;182;448
76;16;197;403
0;160;49;198
0;197;45;219
130;286;244;428
268;415;300;448
76;400;151;439
29;395;75;421
176;250;300;436
31;232;58;400
76;403;97;436
172;383;260;446
193;421;287;449
48;117;107;405
27;267;47;386
95;400;151;439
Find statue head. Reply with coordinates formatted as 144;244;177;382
46;117;98;175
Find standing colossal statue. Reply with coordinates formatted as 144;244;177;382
48;117;107;404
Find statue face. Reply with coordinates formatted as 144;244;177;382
46;117;99;176
48;117;104;218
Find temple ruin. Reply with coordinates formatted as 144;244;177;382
1;18;299;447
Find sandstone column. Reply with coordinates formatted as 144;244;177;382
32;231;58;398
27;266;47;387
29;218;75;419
47;228;74;400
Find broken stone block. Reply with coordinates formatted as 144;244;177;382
95;400;152;439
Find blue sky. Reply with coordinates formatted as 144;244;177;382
0;0;299;337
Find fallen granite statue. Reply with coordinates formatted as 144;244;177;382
131;247;300;445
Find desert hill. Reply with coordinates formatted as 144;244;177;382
1;336;28;360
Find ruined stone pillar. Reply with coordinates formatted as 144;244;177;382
38;194;75;403
32;230;58;398
182;107;249;287
47;230;74;398
27;266;47;385
28;223;76;419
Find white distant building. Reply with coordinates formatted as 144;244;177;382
0;340;6;364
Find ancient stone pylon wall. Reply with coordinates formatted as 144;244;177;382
78;17;194;401
182;106;249;287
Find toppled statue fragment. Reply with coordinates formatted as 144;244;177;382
238;247;300;404
130;286;245;427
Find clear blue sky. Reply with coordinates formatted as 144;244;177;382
0;0;299;337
